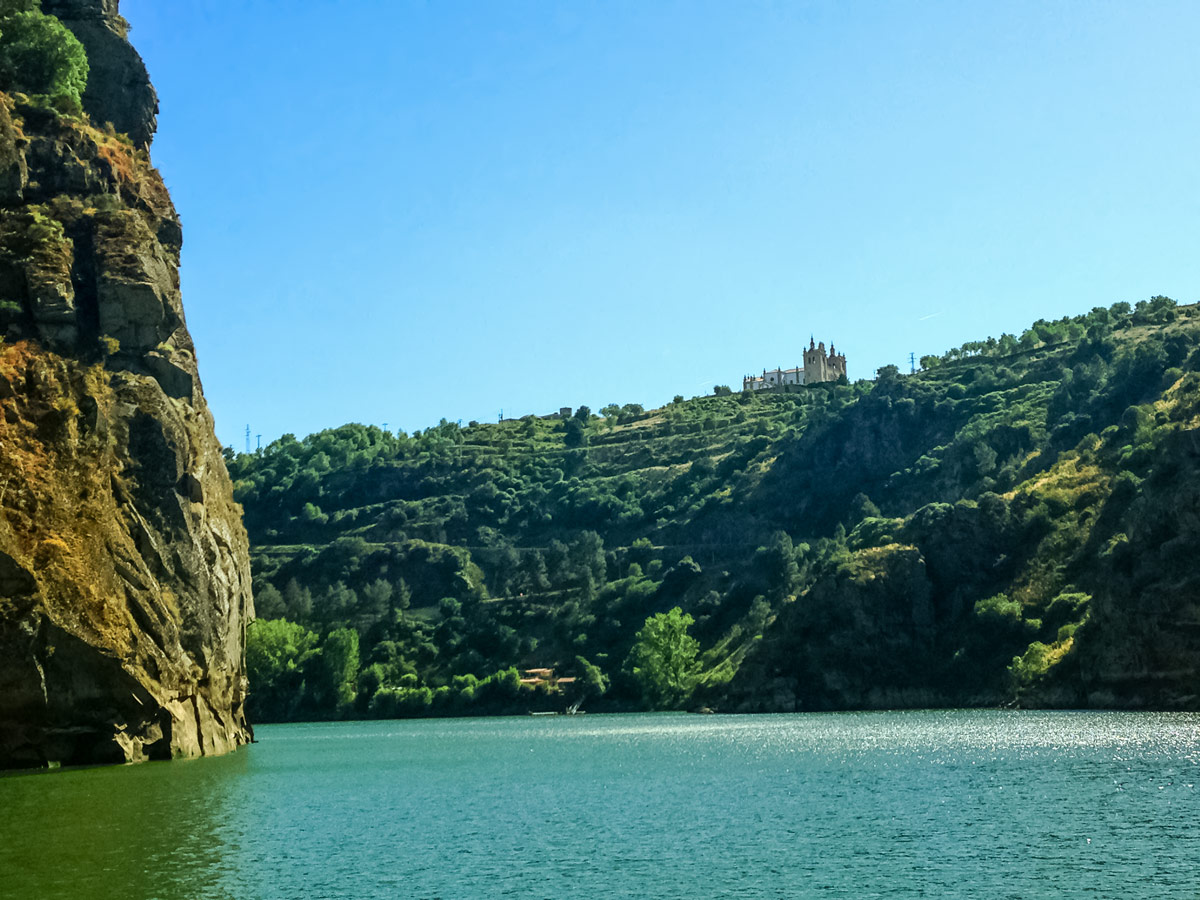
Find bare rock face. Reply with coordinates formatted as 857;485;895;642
41;0;158;148
0;3;253;768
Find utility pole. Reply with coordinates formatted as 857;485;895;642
383;422;388;434
499;409;503;423
256;434;262;451
909;352;917;374
245;424;250;454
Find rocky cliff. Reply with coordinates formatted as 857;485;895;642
0;0;253;768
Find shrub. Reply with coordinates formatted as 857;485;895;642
973;593;1023;627
0;9;89;113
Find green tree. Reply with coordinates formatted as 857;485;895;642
563;416;587;448
518;550;551;592
254;582;286;619
628;536;654;569
245;618;319;721
392;578;412;616
574;655;609;697
321;581;358;622
544;539;569;583
848;493;881;523
283;578;313;620
755;531;799;599
356;579;393;631
0;8;89;112
973;441;998;477
569;530;606;585
315;627;360;713
301;501;327;523
627;607;700;708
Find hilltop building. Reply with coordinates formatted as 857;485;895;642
743;338;847;391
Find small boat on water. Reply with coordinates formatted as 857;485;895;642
528;701;587;717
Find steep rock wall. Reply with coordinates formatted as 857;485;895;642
0;1;252;767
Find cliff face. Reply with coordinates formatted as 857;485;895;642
43;0;158;147
0;1;253;767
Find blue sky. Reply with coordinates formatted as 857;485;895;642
120;0;1200;450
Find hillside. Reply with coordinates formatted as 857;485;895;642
232;295;1200;719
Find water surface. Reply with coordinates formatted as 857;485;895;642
3;710;1198;898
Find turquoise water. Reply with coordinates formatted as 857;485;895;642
2;710;1199;898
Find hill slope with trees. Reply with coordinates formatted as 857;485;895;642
230;296;1200;720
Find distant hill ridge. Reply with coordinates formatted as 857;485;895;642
232;296;1200;719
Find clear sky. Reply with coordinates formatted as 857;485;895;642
120;0;1200;451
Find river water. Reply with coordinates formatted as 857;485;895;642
2;710;1198;898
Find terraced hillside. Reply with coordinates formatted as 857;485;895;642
231;295;1200;719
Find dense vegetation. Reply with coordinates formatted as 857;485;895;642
0;1;88;113
232;296;1200;720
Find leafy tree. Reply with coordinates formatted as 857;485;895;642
627;607;700;708
746;597;772;633
661;555;701;595
301;501;327;524
544;539;569;582
283;578;313;620
321;581;358;621
848;493;881;523
245;619;319;720
392;578;412;615
574;656;609;697
569;530;606;585
518;550;550;592
314;627;360;713
628;537;654;568
713;385;732;396
618;403;645;423
0;8;89;112
973;441;998;477
755;531;799;599
254;582;286;619
356;579;392;630
563;416;587;448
